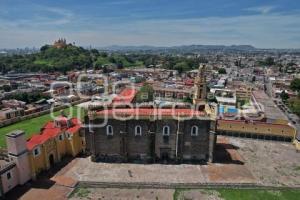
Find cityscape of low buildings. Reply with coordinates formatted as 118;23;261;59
0;39;300;199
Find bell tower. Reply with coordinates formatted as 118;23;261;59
193;64;207;107
6;130;31;184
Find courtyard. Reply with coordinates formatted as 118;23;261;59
5;136;300;199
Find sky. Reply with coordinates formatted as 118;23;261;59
0;0;300;49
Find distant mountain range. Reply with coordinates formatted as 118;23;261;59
1;44;300;55
99;44;256;52
98;44;300;54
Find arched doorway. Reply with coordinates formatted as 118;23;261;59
160;148;171;163
161;152;169;161
49;154;55;167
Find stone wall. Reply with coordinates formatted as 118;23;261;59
85;118;214;163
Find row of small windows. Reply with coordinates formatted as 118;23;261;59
106;125;199;136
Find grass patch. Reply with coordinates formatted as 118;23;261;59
0;106;84;148
173;188;185;200
294;166;300;171
216;189;300;200
173;189;300;200
70;187;90;198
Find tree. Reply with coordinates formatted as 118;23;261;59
183;96;193;104
280;91;289;102
40;45;50;52
290;78;300;93
2;85;11;92
135;83;154;103
100;52;108;57
265;57;275;66
90;49;99;56
288;97;300;116
218;68;226;74
102;66;108;74
174;62;189;74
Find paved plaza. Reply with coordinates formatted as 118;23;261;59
5;136;300;199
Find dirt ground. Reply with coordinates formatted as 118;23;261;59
69;188;224;200
62;137;255;185
70;188;175;200
175;189;223;200
229;137;300;186
63;158;255;185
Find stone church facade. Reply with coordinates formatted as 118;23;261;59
85;108;216;163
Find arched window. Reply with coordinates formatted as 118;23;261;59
89;122;94;133
135;125;142;136
106;125;113;136
191;125;198;136
163;126;170;136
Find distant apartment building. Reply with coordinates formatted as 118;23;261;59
227;81;253;101
2;100;26;109
0;108;24;121
153;85;192;101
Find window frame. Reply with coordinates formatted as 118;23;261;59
65;132;72;140
106;125;113;136
7;172;11;180
162;125;170;136
135;125;142;136
33;146;41;157
58;134;64;141
191;125;199;136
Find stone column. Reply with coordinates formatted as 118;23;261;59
89;119;97;162
208;131;216;163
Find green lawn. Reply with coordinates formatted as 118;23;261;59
174;189;300;200
217;189;300;200
0;106;84;148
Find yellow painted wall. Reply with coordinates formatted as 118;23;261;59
28;129;85;179
65;131;85;156
72;131;85;156
29;147;47;178
57;134;67;158
217;120;296;138
273;119;289;125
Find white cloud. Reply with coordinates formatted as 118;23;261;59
0;5;74;29
245;6;276;14
0;9;300;49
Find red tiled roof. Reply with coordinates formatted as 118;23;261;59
97;108;206;117
112;88;138;104
26;118;81;151
185;79;194;86
67;118;81;134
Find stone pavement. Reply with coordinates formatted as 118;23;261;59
4;158;78;200
5;136;261;199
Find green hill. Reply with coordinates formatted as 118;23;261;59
0;44;141;73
